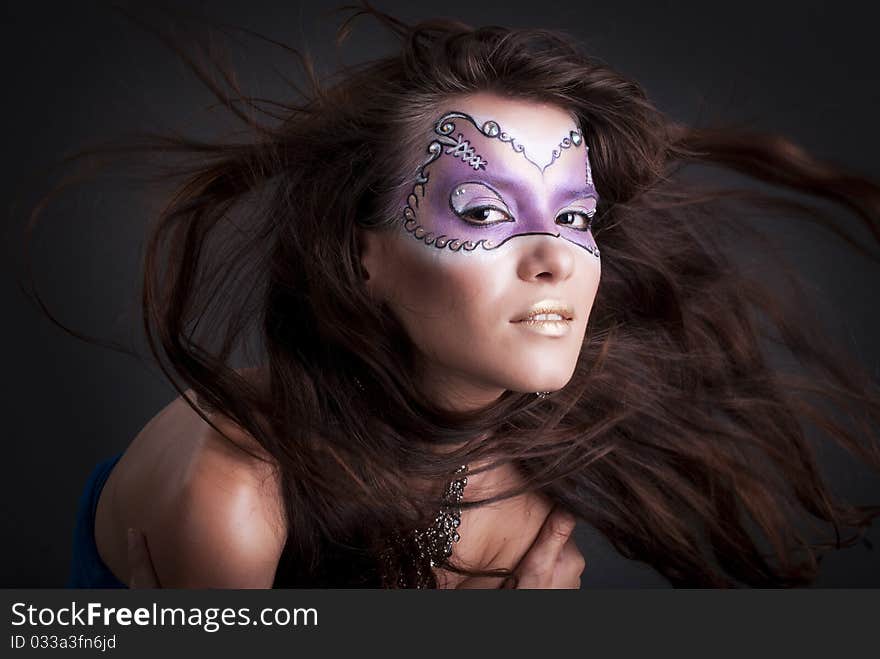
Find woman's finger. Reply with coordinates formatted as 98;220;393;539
553;536;586;588
127;527;161;589
521;507;576;577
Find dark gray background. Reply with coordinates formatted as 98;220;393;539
2;0;878;587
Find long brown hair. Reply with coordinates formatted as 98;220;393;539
24;3;880;587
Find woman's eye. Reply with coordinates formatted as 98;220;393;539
556;210;595;231
459;206;513;225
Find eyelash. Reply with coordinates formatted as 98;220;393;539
459;206;595;230
459;205;512;225
556;210;595;231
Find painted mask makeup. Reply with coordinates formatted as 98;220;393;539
401;111;600;258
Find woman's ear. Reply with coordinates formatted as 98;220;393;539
355;226;381;293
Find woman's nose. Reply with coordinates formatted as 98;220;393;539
515;235;575;283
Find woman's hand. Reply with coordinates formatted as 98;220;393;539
501;507;585;589
126;528;161;588
453;506;586;589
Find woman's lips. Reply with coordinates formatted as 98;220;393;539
510;298;574;337
510;298;575;336
511;317;572;337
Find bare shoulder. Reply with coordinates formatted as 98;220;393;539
97;367;288;588
149;434;287;588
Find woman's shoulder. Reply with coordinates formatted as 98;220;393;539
96;371;287;587
147;403;288;587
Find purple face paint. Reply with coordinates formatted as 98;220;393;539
401;111;600;257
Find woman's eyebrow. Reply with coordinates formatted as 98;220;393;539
458;172;596;203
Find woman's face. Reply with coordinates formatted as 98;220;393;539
359;92;601;410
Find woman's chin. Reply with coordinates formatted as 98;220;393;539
504;372;575;395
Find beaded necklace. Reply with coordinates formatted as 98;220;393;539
383;464;469;588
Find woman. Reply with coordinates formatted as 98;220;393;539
51;5;880;588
